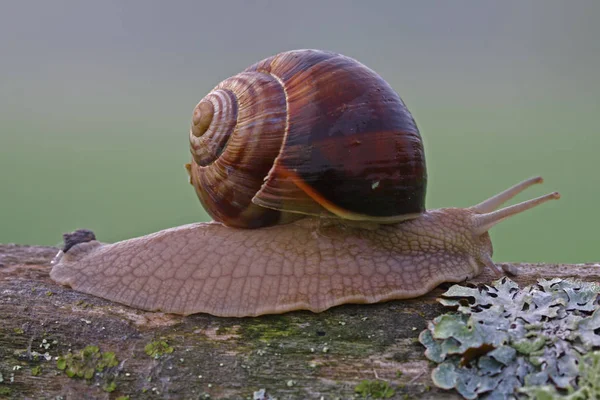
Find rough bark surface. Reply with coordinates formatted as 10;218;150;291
1;242;598;400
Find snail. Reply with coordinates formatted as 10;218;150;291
50;49;560;317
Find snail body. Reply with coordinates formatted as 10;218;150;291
50;49;559;317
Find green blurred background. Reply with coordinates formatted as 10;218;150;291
0;1;598;263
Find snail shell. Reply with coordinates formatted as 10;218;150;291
49;48;561;317
187;49;427;228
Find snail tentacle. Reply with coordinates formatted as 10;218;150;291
49;49;561;317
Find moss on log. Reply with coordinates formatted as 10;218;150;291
0;243;598;399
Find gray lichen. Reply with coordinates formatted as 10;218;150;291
419;277;600;399
519;350;600;399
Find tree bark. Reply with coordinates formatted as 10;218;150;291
0;242;598;400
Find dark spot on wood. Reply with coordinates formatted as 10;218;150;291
62;229;96;253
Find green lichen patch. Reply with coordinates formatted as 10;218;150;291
354;379;395;399
74;299;93;309
230;310;410;398
144;340;174;359
103;380;117;392
240;315;303;343
56;345;119;380
419;277;600;399
31;365;42;376
241;310;403;355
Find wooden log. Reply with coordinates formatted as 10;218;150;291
1;242;598;400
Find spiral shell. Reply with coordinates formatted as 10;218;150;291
187;49;427;228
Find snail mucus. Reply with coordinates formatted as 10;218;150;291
50;49;560;317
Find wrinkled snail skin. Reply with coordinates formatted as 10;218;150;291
49;210;485;317
51;211;489;317
49;49;561;317
50;181;559;317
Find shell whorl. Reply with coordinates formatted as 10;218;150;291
187;49;427;229
188;71;289;228
190;89;236;166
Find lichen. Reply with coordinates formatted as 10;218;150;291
419;277;600;399
240;315;302;343
103;380;117;392
144;340;174;359
74;299;92;308
56;345;119;380
520;350;600;399
354;379;395;399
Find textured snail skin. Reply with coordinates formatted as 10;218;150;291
49;49;561;317
50;180;559;317
50;210;482;317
